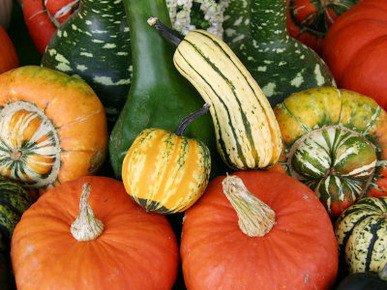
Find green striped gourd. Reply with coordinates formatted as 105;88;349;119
41;0;131;123
149;18;283;170
121;105;211;214
273;87;387;218
0;176;32;289
222;0;336;107
335;196;387;274
0;176;32;246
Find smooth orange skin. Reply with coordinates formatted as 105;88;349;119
0;66;108;194
181;170;339;290
11;176;179;289
0;26;19;73
322;0;387;110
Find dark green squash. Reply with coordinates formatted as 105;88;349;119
0;176;33;290
41;0;132;123
109;0;227;180
336;263;387;290
222;0;336;107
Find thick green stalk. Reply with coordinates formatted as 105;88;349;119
109;0;227;179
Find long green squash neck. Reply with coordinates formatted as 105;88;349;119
123;0;176;88
250;0;288;41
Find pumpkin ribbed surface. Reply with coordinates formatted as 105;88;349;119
0;66;108;194
273;87;387;218
335;196;387;273
122;128;211;214
10;176;179;289
180;170;338;289
173;29;283;170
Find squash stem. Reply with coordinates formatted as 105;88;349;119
222;175;276;237
70;183;104;241
147;17;183;46
175;103;210;136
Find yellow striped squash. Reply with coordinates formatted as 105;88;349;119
156;24;283;170
121;127;211;214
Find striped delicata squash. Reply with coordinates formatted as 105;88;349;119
148;17;283;171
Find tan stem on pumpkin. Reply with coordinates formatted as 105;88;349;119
222;175;276;237
70;183;104;241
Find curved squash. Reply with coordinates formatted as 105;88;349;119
149;18;283;170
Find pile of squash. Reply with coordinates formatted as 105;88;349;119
0;0;386;289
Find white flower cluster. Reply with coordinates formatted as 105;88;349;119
166;0;229;38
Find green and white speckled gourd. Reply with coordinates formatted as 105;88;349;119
223;0;336;107
41;0;131;123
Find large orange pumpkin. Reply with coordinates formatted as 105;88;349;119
181;170;338;289
0;66;107;197
321;0;387;109
10;176;179;289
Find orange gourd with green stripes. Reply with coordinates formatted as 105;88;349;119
273;87;387;218
0;66;108;196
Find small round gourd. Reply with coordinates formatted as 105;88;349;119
335;196;387;274
273;87;387;218
122;105;211;214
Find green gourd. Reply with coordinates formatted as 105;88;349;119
109;0;226;180
41;0;131;123
222;0;336;106
0;176;32;290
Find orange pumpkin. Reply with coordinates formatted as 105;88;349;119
11;176;179;289
0;66;107;197
181;170;338;289
0;25;19;74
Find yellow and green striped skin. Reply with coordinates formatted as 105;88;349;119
335;196;387;274
122;128;211;214
273;87;387;218
173;29;283;170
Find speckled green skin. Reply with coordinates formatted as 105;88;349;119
223;0;336;107
109;0;227;180
41;0;132;123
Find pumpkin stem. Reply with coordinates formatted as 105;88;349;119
222;174;276;237
147;17;184;46
174;103;210;136
70;183;104;241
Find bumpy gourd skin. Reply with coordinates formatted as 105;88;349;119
109;0;227;180
273;87;387;218
223;0;336;107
